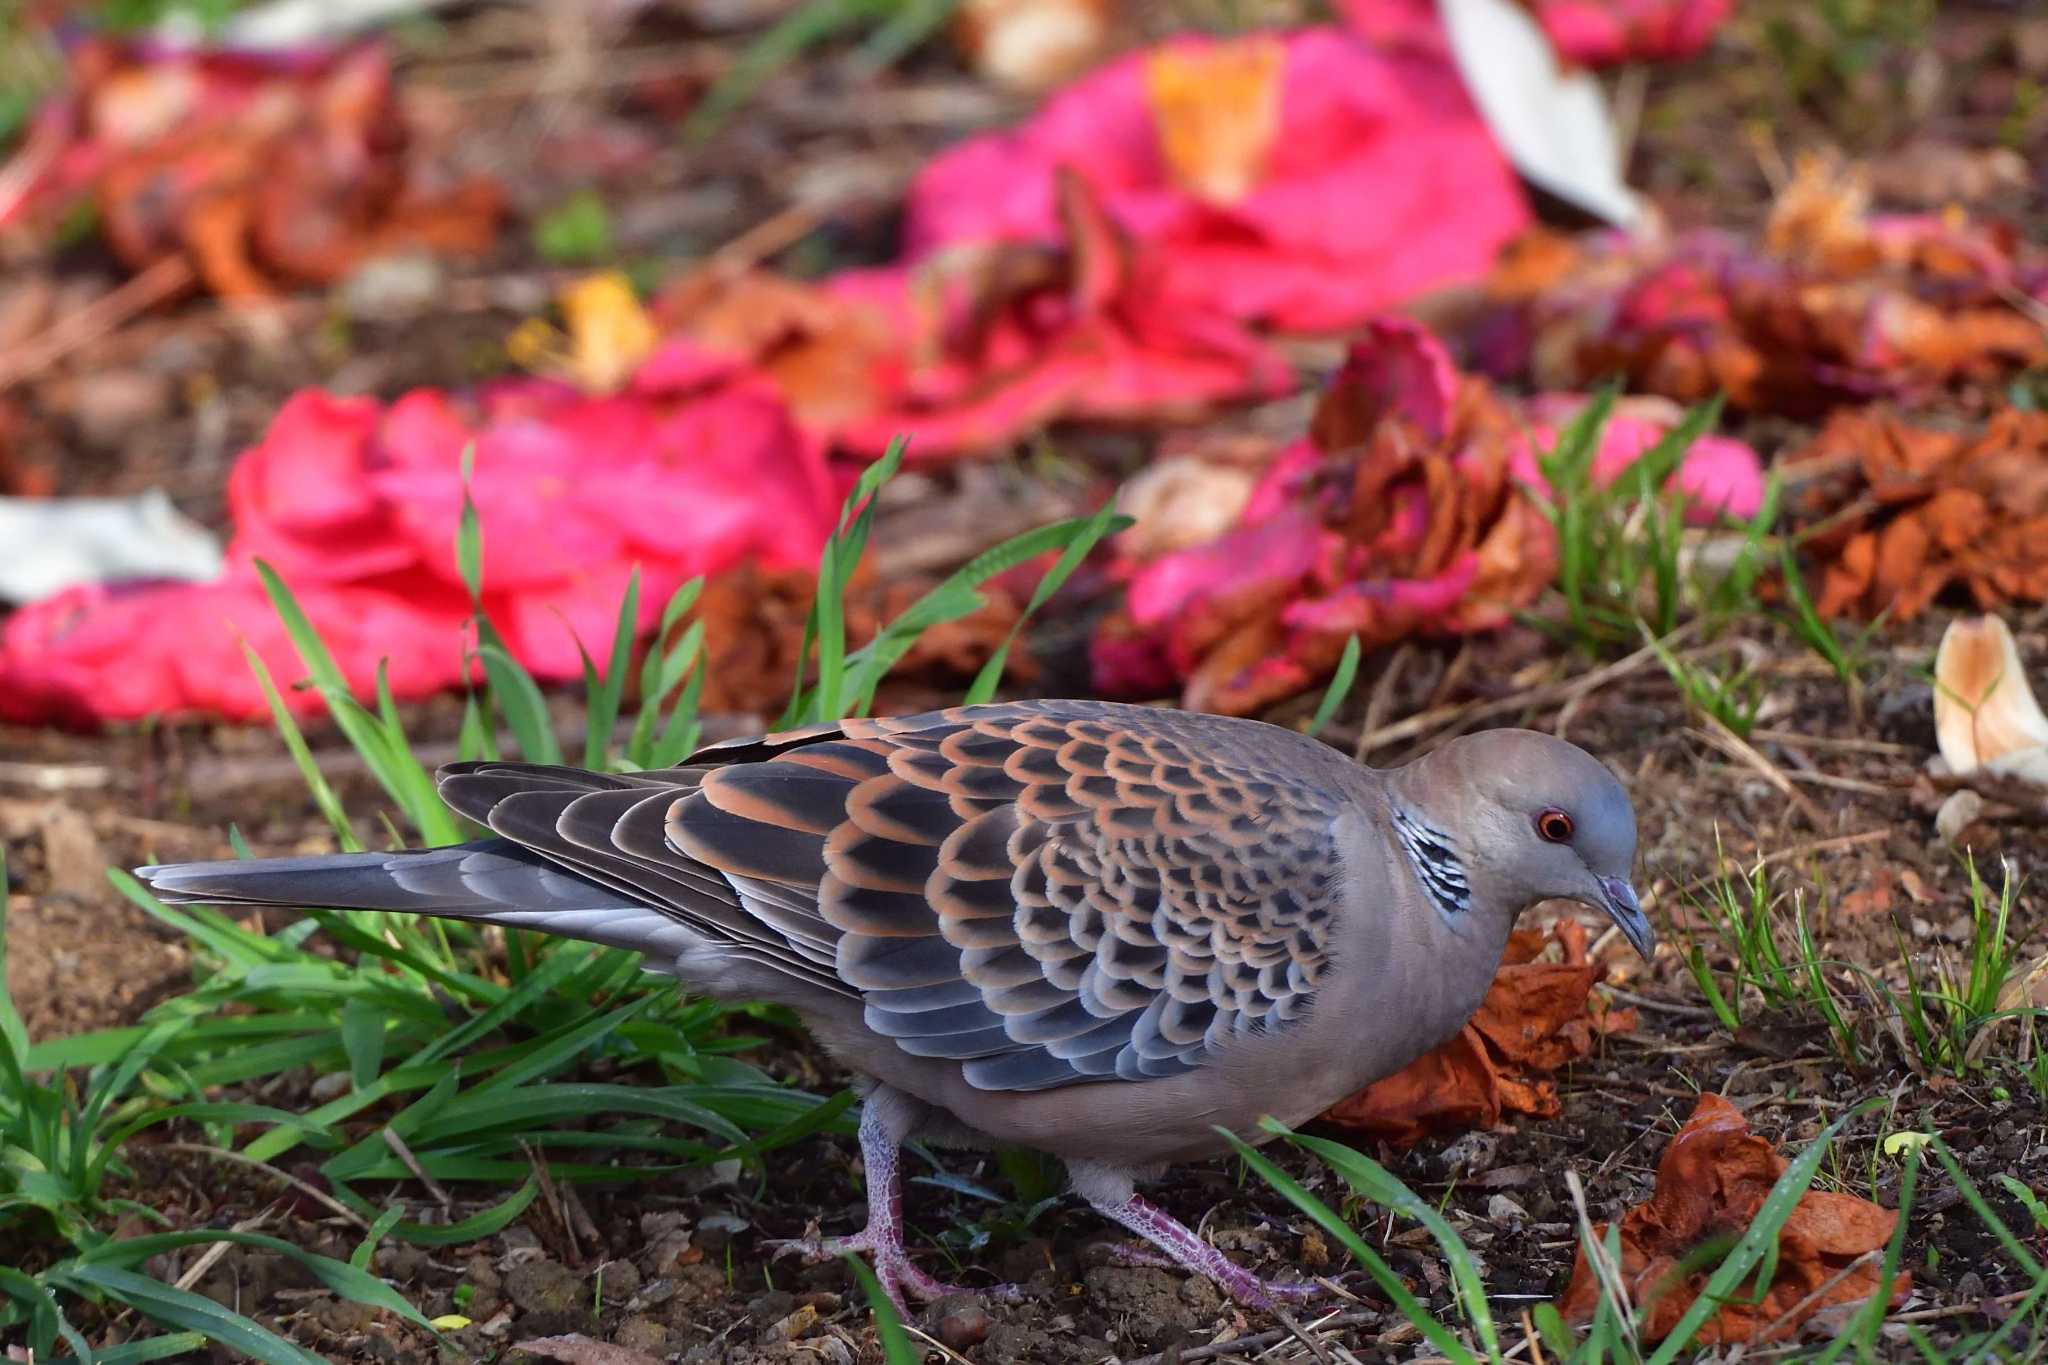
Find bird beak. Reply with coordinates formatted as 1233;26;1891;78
1596;876;1656;961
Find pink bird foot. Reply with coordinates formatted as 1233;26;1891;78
1086;1193;1329;1311
778;1098;1020;1315
767;1228;1012;1311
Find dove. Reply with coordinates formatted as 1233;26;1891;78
136;699;1649;1312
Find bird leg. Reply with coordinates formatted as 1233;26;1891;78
1070;1162;1323;1311
766;1091;1018;1314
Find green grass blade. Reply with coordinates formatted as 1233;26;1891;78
478;643;564;765
79;1230;433;1328
240;641;360;852
1306;636;1363;738
582;567;641;770
845;1253;919;1362
0;1264;96;1362
1220;1128;1478;1365
50;1265;329;1365
356;1177;540;1246
0;853;29;1084
961;501;1131;706
1280;1126;1498;1354
49;1332;209;1365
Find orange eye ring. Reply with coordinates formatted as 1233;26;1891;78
1536;809;1574;843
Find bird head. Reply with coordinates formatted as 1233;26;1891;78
1394;729;1652;961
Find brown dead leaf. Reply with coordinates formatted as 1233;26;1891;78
1836;870;1895;918
1476;155;2048;413
1788;408;2048;621
655;269;898;432
1559;1093;1907;1343
1320;920;1635;1146
48;41;501;297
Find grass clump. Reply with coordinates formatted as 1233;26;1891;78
1671;836;1861;1065
1232;1114;2045;1363
1529;391;1780;659
0;852;439;1363
7;439;1124;1356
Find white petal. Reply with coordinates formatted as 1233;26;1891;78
1932;615;2048;774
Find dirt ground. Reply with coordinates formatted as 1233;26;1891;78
5;1;2048;1360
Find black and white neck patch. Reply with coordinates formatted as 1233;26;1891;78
1391;805;1470;917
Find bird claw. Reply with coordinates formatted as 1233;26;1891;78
1098;1238;1334;1308
763;1232;1020;1310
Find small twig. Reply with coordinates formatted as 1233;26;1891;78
1119;1311;1380;1365
523;1139;581;1265
1886;1288;2037;1324
1689;718;1828;829
158;1142;370;1229
173;1208;274;1292
1353;635;1668;755
0;760;112;791
1746;730;1917;757
0;255;195;391
899;1322;977;1365
1268;1302;1336;1365
1730;1250;1886;1359
1354;644;1414;762
381;1128;452;1210
1701;761;1899;797
1563;1169;1641;1357
1602;988;1721;1020
701;197;840;281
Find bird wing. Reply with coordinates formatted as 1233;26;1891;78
441;700;1351;1093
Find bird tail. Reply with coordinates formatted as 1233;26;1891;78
134;840;701;959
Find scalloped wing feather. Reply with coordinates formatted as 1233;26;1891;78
445;700;1353;1092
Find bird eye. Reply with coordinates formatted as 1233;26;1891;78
1536;809;1574;843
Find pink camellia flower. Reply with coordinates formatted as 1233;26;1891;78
903;27;1528;335
1528;0;1734;65
1092;316;1764;713
1334;0;1734;67
0;349;837;726
832;168;1294;458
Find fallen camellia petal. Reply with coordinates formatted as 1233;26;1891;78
1092;316;1764;713
1785;406;2048;623
652;175;1290;459
1558;1093;1908;1343
653;269;901;435
905;27;1529;334
831;168;1294;458
0;352;838;725
1337;0;1733;66
1932;615;2048;777
1465;157;2048;414
1320;920;1634;1145
1519;0;1733;65
0;38;501;296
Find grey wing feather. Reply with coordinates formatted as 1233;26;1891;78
139;700;1354;1094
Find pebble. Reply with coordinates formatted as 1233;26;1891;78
934;1297;995;1351
68;369;173;449
337;251;445;318
505;1259;586;1317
